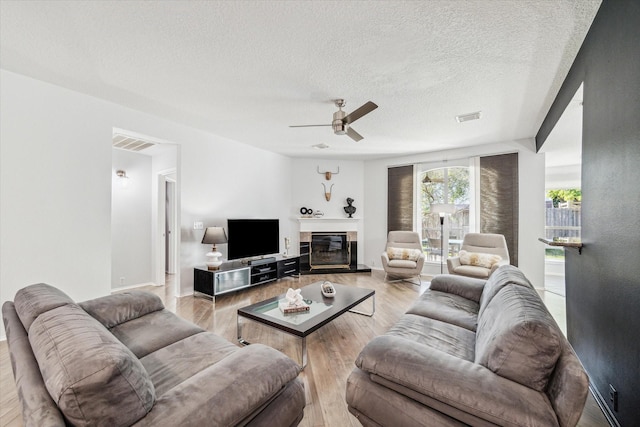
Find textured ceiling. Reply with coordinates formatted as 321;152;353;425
0;0;601;159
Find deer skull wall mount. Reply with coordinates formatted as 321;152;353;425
322;183;334;201
317;166;339;181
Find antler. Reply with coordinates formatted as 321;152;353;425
317;166;340;180
322;183;335;201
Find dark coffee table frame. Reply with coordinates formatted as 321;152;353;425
237;281;375;368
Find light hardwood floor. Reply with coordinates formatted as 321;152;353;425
1;271;608;426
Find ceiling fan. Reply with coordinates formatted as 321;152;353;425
289;99;378;142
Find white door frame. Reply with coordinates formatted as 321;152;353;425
155;168;179;295
165;178;177;275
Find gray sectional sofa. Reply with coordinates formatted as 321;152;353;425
346;265;588;427
2;283;305;427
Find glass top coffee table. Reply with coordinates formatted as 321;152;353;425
237;281;375;368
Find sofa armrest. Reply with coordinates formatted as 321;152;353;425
2;302;66;427
79;291;165;328
446;256;462;272
380;251;390;269
429;274;486;302
356;335;559;427
135;344;302;427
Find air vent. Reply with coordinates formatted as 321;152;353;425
455;111;482;123
113;134;155;152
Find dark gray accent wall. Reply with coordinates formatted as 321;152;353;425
480;153;519;266
536;1;640;424
387;165;414;232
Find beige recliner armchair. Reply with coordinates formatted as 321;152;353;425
381;231;425;285
447;232;510;279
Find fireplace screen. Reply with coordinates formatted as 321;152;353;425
310;233;350;269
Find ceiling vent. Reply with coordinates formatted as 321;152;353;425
455;111;482;123
113;133;155;152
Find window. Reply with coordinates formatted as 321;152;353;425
420;166;470;263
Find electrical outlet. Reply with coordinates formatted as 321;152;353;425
609;384;618;411
371;259;375;267
193;221;204;230
120;277;125;285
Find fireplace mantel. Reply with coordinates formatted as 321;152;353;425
297;217;360;232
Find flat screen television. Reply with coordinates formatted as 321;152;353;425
227;219;280;260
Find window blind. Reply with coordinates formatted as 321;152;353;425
479;153;519;266
387;165;414;233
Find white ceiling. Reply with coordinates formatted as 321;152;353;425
0;0;600;160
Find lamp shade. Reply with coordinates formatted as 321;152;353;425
201;227;228;245
430;203;456;215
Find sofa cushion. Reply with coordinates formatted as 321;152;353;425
475;284;562;391
387;314;475;361
387;259;418;268
478;265;533;319
458;250;502;269
451;265;492;279
429;275;486;303
13;283;75;332
109;309;204;358
29;304;155;427
140;332;238;396
406;290;479;331
387;247;423;261
79;290;165;328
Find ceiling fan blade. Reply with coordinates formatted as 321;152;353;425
343;101;378;124
289;124;332;128
346;126;364;142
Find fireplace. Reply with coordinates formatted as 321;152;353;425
310;233;350;269
299;231;358;273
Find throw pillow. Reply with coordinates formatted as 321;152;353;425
459;250;501;269
387;247;422;261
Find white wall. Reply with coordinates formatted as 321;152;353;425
363;139;546;287
291;159;365;264
1;71;113;313
0;70;294;340
111;149;153;289
179;137;292;296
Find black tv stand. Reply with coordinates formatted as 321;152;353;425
248;257;277;266
194;255;300;299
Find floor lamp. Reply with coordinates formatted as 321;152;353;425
430;203;456;273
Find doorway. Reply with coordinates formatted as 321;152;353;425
539;83;583;296
156;168;178;293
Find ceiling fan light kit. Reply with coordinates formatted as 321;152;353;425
291;99;378;142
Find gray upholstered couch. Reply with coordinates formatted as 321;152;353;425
2;283;305;427
346;265;588;427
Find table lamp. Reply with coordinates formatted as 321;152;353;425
202;227;228;270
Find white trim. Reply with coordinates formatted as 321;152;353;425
111;282;159;292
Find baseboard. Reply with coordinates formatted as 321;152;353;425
111;282;157;292
590;383;620;427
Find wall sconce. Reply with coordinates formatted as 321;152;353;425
202;227;228;270
116;170;130;188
